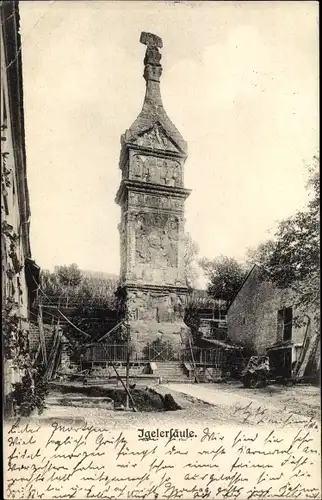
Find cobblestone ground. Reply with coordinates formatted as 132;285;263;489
30;381;320;429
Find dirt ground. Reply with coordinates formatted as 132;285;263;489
30;380;320;429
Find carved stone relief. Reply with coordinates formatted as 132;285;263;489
135;212;179;268
129;192;184;211
133;124;179;152
131;154;181;187
126;289;188;322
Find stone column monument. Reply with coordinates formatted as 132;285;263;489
115;32;191;352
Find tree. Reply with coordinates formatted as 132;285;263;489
54;263;82;307
56;263;82;288
199;255;247;306
41;267;118;308
183;233;200;289
247;155;320;325
246;240;276;269
38;267;121;353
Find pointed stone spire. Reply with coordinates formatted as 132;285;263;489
121;32;187;155
141;32;163;83
140;32;163;112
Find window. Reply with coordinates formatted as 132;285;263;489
277;307;293;341
214;309;227;321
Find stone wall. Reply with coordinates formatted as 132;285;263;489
29;323;56;358
227;266;309;355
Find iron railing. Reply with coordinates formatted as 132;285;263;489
83;343;224;365
181;347;224;366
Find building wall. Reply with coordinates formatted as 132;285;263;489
227;266;309;355
1;2;34;400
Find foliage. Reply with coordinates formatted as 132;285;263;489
2;198;48;418
1;150;11;188
2;221;23;275
184;293;226;345
109;322;128;343
199;255;248;306
65;336;88;364
11;364;49;417
39;267;121;357
40;267;118;309
3;299;29;368
246;240;276;269
183;233;200;288
56;263;82;287
184;301;202;345
3;299;49;417
247;155;320;325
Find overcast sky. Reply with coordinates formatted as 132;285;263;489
20;1;318;286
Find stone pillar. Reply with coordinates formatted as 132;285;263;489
115;32;192;356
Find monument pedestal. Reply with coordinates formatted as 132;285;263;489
123;284;190;355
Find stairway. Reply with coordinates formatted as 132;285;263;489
155;362;189;383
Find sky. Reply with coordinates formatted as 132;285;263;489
19;1;319;287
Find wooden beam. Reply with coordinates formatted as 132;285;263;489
37;305;47;365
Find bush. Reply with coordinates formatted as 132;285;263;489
12;364;49;417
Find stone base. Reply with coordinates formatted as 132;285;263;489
129;319;190;356
118;284;192;356
125;284;189;322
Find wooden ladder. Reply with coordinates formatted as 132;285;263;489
44;322;62;381
293;317;319;379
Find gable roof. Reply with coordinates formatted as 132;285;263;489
122;108;187;155
226;264;258;312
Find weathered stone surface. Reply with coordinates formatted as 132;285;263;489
126;288;188;322
120;32;187;155
129;192;184;212
130;153;182;186
116;33;191;349
227;266;312;355
135;212;178;268
128;319;190;355
131;124;180;152
140;32;163;49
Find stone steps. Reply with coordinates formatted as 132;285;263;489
154;362;189;382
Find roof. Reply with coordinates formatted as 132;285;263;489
123;106;187;155
121;36;187;156
226;264;258;312
199;337;242;350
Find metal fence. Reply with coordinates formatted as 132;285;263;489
83;343;223;366
181;347;224;367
